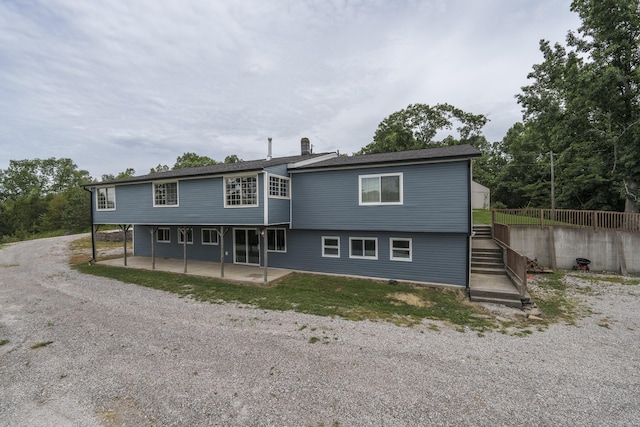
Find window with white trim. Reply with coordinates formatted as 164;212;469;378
322;236;340;258
96;187;116;210
225;175;258;207
269;175;290;198
157;228;171;243
178;228;193;244
267;228;286;252
154;182;178;206
349;237;378;259
201;228;219;245
359;173;402;205
390;238;412;261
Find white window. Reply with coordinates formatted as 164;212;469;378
269;175;290;198
322;236;340;258
225;175;258;207
154;182;178;206
390;238;412;262
178;228;193;244
157;228;171;243
267;228;286;252
349;237;378;259
96;187;116;210
359;173;403;205
201;228;219;245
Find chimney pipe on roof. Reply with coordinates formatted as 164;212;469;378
301;137;311;155
267;137;272;160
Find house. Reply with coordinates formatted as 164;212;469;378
84;141;481;288
471;181;490;210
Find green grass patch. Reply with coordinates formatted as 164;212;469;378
31;341;54;349
535;271;568;291
472;209;492;225
577;275;640;286
0;339;9;346
74;264;498;331
529;272;591;325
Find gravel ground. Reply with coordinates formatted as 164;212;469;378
1;235;639;426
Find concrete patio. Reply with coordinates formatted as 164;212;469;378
98;256;293;284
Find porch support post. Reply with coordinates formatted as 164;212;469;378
182;226;188;274
149;226;158;270
219;226;225;278
263;228;268;284
120;224;130;266
91;224;100;263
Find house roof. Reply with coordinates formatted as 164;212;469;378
85;152;334;186
86;144;481;186
288;144;481;171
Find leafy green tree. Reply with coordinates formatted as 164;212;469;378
173;152;217;169
516;0;640;212
150;164;170;174
224;154;243;163
0;158;90;201
101;168;135;182
0;158;92;239
359;103;489;154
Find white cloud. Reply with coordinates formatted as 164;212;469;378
0;0;580;177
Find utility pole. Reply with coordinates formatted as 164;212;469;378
550;151;555;211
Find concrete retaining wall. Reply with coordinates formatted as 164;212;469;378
509;226;639;274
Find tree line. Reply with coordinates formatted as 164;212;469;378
0;153;242;242
1;0;637;242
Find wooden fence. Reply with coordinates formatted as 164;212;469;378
491;222;527;298
492;209;640;233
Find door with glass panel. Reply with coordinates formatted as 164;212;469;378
234;228;260;265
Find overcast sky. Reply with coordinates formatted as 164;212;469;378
1;0;581;178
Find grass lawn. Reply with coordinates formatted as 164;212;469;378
74;263;499;331
473;209;492;224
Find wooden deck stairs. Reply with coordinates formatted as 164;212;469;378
469;225;523;308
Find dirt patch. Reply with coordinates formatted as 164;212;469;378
388;292;433;308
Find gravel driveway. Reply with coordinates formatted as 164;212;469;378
1;235;639;426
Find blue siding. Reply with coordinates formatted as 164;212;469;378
267;229;467;286
264;164;289;175
134;225;233;263
290;161;471;233
94;175;265;225
268;197;290;224
133;226;467;286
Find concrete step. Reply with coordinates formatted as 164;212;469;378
469;295;522;308
471;267;507;275
473;247;502;254
472;261;504;269
472;253;502;260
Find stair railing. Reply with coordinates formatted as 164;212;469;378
492;221;527;299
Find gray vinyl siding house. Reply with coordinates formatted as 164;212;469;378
86;144;481;287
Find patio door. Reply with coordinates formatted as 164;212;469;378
234;228;260;265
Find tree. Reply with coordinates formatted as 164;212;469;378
359;103;489;155
101;168;135;182
173;152;217;169
150;164;170;174
224;154;243;163
517;0;640;212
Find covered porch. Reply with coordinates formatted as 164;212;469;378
98;256;293;285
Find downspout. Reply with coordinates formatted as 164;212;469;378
83;187;97;263
466;159;472;292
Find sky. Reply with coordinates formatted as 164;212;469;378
0;0;582;179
